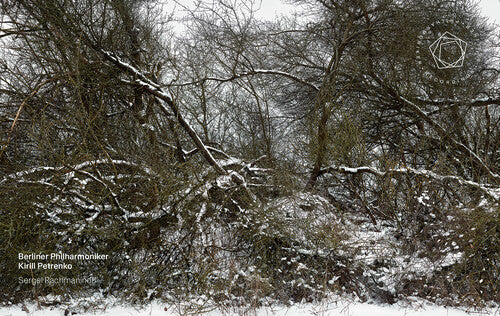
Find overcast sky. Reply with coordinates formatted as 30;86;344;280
253;0;500;24
478;0;500;24
169;0;499;27
165;0;499;37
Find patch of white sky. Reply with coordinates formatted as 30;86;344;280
478;0;500;25
163;0;297;34
165;0;499;33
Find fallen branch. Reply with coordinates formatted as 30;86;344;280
102;51;227;175
400;97;500;183
1;159;157;185
321;165;500;203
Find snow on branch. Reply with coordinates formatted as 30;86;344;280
1;159;161;221
71;169;129;219
415;97;500;107
400;97;500;183
14;179;111;222
185;146;231;159
1;159;157;184
321;165;500;202
163;69;320;91
101;50;227;175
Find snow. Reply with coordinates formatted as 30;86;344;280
2;159;158;184
123;68;225;174
1;299;497;316
322;165;500;203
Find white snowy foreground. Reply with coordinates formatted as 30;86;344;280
1;299;498;316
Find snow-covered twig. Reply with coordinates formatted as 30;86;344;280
400;97;500;183
321;165;500;202
101;50;227;175
183;145;231;159
1;159;157;184
415;96;500;107
70;169;129;219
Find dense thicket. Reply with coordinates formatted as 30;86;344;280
0;0;498;308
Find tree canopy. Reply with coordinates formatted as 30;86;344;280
0;0;498;307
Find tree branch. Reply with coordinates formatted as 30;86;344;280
321;165;500;203
101;51;227;175
163;69;320;91
399;97;500;183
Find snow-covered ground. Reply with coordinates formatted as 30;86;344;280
1;298;497;316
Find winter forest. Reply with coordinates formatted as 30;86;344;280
0;0;499;313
